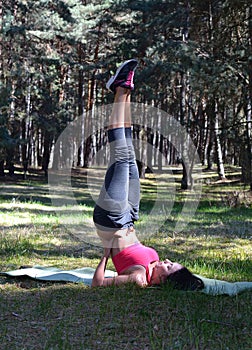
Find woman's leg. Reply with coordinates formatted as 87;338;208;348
94;87;131;232
125;91;140;223
93;59;139;248
108;87;128;129
102;89;140;224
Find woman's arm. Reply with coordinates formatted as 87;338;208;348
92;272;148;288
91;248;111;287
91;249;147;288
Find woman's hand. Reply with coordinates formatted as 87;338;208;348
103;247;111;258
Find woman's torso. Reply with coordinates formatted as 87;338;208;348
97;227;159;281
112;241;159;284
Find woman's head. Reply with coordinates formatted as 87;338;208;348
166;266;204;291
150;259;204;291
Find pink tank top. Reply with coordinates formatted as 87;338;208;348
112;243;159;284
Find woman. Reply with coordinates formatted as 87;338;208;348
92;59;203;290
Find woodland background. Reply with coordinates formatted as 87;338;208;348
0;3;252;349
0;0;251;189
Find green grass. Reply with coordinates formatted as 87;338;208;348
0;165;251;350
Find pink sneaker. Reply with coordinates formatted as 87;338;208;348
106;59;138;92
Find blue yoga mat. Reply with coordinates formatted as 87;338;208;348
1;266;251;296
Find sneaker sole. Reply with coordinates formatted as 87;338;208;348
106;59;138;91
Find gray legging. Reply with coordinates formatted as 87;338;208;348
93;127;140;231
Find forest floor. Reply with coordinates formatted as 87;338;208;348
0;165;251;350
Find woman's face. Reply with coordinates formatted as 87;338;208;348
150;259;184;285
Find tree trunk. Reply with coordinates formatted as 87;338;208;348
179;2;194;189
247;4;252;190
135;126;146;179
77;44;85;167
21;118;28;179
147;127;154;171
206;102;215;170
179;71;193;189
214;101;226;180
83;26;101;168
42;129;52;177
0;160;5;176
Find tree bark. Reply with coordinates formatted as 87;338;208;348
247;4;252;190
42;129;52;177
0;160;5;176
214;101;226;180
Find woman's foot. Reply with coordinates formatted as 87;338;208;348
106;59;138;92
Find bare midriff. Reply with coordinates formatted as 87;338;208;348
96;227;139;256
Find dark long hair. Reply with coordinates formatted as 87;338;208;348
167;267;204;291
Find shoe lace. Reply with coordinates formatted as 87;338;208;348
126;71;134;83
